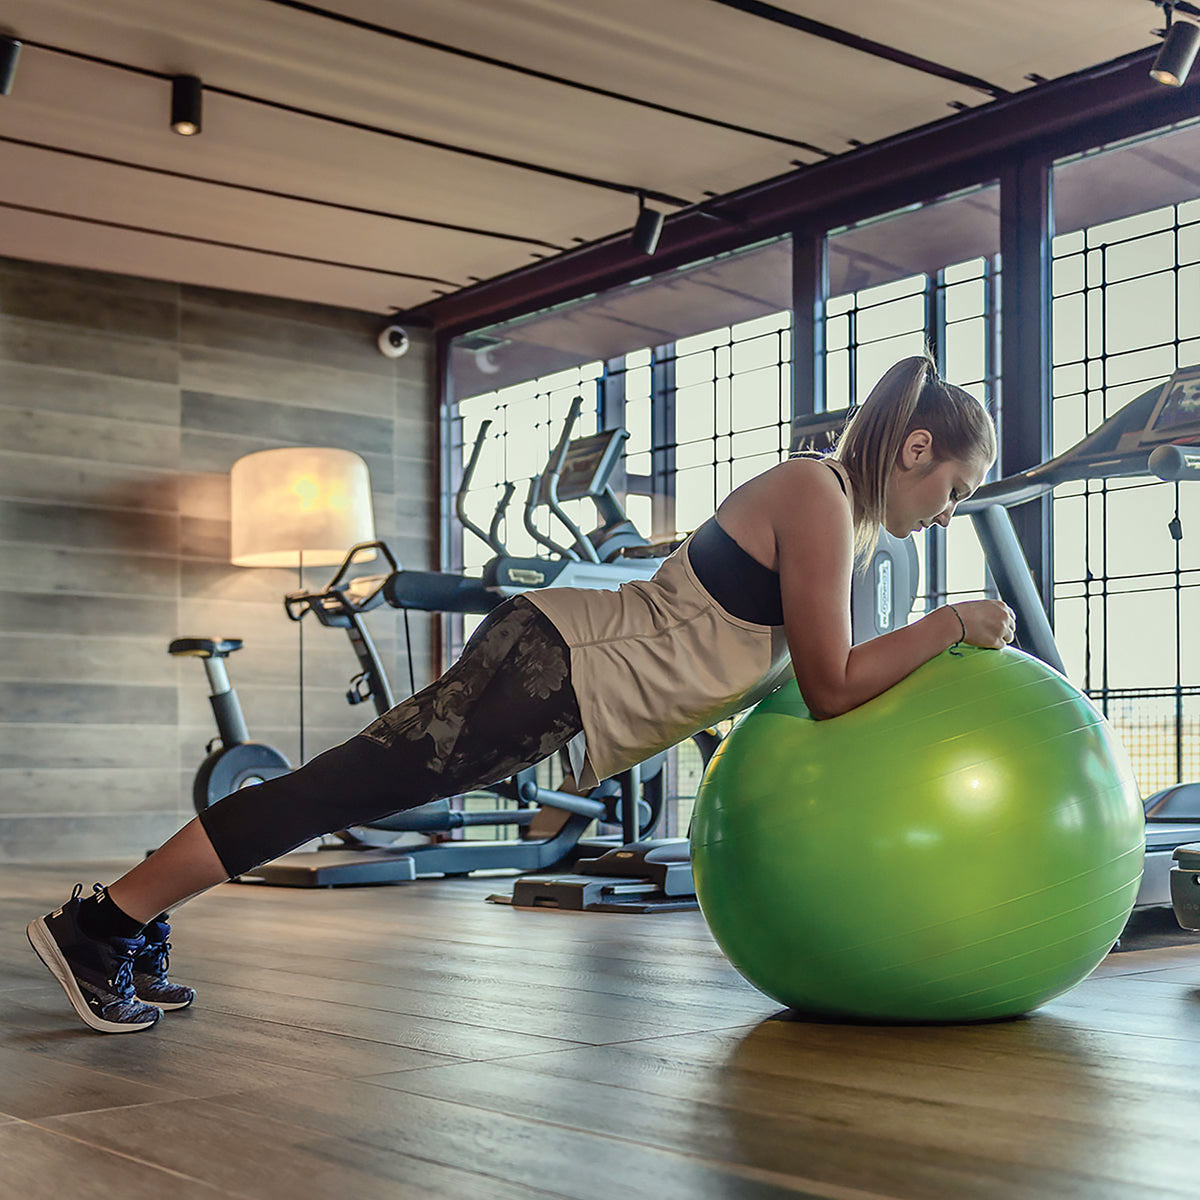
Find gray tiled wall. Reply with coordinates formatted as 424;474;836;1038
0;256;437;863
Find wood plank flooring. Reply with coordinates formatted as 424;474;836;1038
4;862;1200;1199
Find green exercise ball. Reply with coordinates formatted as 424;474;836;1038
691;646;1145;1022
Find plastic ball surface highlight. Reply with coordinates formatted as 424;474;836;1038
690;647;1145;1022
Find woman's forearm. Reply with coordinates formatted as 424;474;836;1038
809;606;962;719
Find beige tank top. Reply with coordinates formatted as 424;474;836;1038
525;537;792;790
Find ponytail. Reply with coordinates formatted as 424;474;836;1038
832;353;996;563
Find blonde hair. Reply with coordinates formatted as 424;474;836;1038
832;354;997;563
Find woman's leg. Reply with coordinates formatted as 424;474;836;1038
109;596;581;921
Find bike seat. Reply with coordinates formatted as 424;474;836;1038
168;637;244;658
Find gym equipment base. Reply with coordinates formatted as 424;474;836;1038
231;829;614;888
493;874;697;913
237;848;420;887
1171;843;1200;929
490;839;698;913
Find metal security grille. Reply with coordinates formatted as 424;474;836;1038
1049;192;1200;796
662;311;794;537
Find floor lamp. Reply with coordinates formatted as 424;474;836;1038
229;447;376;764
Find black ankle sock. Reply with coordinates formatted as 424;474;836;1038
78;889;146;941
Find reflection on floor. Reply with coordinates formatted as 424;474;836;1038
4;862;1200;1200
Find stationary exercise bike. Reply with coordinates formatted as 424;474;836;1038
169;636;291;812
171;571;667;885
172;410;681;885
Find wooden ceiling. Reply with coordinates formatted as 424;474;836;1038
0;0;1167;316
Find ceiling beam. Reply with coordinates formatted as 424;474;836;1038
409;48;1199;336
704;0;1008;98
261;0;832;154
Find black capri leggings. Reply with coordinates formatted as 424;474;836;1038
198;596;584;879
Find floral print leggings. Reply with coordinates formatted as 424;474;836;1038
197;596;584;879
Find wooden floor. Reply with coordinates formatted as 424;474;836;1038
5;865;1200;1200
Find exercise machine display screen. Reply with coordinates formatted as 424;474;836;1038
1144;367;1200;445
557;429;628;501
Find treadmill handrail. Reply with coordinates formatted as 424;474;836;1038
1150;443;1200;481
967;505;1066;674
959;456;1169;513
959;381;1199;512
522;396;589;561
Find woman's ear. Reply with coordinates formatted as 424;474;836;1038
899;428;934;471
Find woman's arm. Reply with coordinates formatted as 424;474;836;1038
771;460;964;720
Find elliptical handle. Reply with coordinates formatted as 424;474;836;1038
546;395;583;478
522;476;577;560
488;481;516;556
542;395;600;563
456;419;505;555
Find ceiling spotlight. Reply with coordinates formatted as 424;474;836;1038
0;36;21;96
1151;15;1200;87
632;193;664;256
171;74;203;135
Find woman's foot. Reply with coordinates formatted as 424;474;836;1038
132;916;196;1011
26;884;162;1033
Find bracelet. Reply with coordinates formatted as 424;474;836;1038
947;604;966;655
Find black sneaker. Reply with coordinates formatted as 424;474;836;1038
133;917;196;1011
26;884;162;1034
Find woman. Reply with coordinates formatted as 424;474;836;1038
28;355;1015;1033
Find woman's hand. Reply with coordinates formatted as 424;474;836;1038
947;599;1016;649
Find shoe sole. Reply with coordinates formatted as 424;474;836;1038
26;918;160;1034
142;996;194;1011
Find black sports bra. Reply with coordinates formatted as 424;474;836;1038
687;460;847;626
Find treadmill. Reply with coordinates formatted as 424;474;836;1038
957;368;1200;910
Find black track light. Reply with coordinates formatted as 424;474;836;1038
632;193;664;256
171;74;203;135
1151;16;1200;87
0;36;21;96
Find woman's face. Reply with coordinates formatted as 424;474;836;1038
885;431;989;539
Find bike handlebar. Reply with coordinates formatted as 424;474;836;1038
284;540;400;622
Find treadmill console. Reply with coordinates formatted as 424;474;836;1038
1117;365;1200;452
557;428;629;501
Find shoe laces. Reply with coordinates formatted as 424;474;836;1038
139;940;171;979
107;944;140;1001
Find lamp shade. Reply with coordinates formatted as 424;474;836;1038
230;447;376;567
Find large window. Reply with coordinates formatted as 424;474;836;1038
823;184;1001;620
446;239;792;833
441;121;1200;823
454;363;603;584
447;237;793;555
1050;120;1200;793
670;310;793;535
